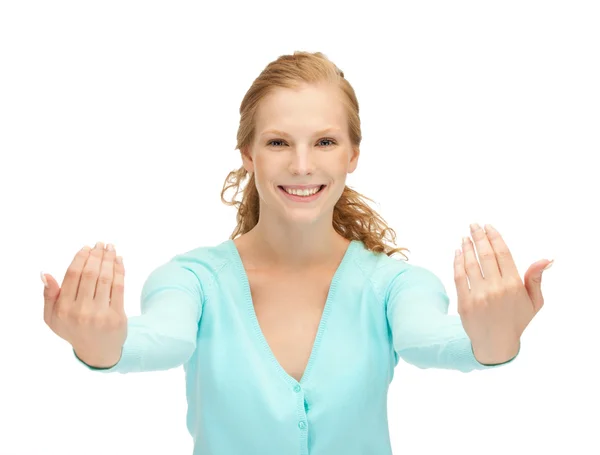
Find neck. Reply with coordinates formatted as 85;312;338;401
241;217;350;270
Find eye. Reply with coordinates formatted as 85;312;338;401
266;138;337;148
319;138;337;147
267;139;286;147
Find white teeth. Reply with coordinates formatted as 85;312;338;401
282;186;321;196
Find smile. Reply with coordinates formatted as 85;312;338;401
277;185;327;203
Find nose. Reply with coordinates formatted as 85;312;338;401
288;146;316;176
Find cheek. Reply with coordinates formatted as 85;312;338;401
254;153;274;174
331;154;351;179
252;154;276;195
336;148;353;166
251;154;266;179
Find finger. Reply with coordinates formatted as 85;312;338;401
42;272;59;303
59;246;92;302
462;235;483;288
77;241;105;302
454;247;470;305
94;243;116;307
525;260;551;313
484;224;520;279
469;223;501;281
111;255;125;313
43;273;61;327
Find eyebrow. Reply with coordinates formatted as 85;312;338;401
260;127;341;138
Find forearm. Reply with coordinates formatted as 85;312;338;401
73;313;198;373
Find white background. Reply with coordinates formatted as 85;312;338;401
1;1;599;454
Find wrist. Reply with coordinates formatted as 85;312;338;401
472;340;520;365
74;345;123;369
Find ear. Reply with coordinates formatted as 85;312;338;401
241;145;255;173
348;146;360;174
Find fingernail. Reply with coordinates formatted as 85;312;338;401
543;260;554;271
470;223;481;232
106;243;115;252
40;271;48;288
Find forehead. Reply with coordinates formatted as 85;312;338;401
255;84;347;134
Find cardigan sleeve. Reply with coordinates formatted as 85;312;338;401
73;259;203;373
386;263;519;373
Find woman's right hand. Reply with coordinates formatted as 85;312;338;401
42;241;127;368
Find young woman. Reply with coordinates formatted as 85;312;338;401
41;51;553;455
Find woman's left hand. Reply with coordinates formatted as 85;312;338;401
454;223;553;364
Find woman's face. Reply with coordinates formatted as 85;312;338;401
242;83;360;226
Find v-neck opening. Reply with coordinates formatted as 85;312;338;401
227;238;359;387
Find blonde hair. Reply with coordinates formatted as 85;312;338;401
220;51;409;260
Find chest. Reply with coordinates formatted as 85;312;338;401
246;268;335;382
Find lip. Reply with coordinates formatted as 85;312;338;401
278;184;327;203
279;184;324;189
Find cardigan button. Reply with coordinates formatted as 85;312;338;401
293;385;301;393
298;421;307;430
